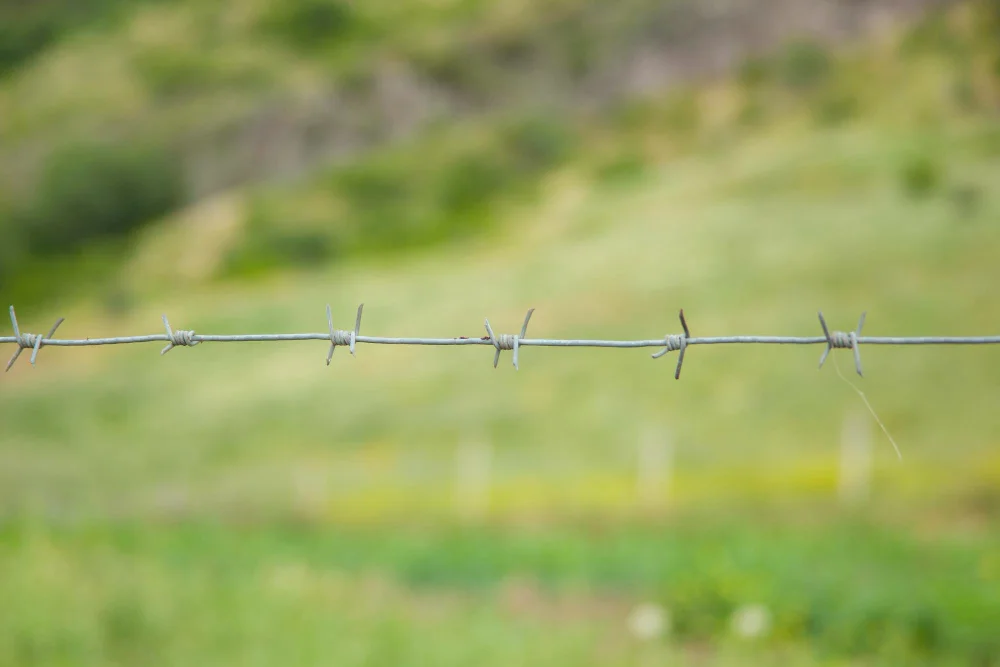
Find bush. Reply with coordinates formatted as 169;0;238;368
23;141;184;255
256;0;359;52
0;0;161;77
225;225;337;277
500;115;577;175
813;92;858;126
0;206;26;285
898;155;942;199
333;159;424;244
223;115;577;277
133;48;229;99
438;152;513;217
779;40;831;91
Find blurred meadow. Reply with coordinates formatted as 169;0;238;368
1;0;1000;665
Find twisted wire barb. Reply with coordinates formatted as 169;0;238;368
485;308;534;369
5;306;64;372
3;304;1000;376
327;303;364;364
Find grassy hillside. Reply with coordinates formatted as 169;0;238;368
0;0;984;302
1;2;999;666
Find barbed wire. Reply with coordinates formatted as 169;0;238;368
3;304;1000;379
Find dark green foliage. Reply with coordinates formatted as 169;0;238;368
224;116;579;276
0;206;26;286
779;40;832;91
0;0;164;78
134;50;210;98
813;92;858;126
224;213;338;277
439;152;512;216
501;115;577;175
899;155;942;199
335;159;413;213
21;141;184;255
256;0;360;53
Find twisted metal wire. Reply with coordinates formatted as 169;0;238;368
4;305;1000;379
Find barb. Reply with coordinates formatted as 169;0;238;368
5;306;65;372
652;309;690;379
327;303;364;365
485;308;534;370
3;305;999;377
160;315;199;355
818;311;865;377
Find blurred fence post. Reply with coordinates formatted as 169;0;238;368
454;438;492;520
837;410;871;506
637;425;672;510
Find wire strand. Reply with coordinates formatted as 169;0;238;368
4;304;999;376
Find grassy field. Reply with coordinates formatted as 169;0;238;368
2;3;1000;666
2;111;999;664
2;515;998;666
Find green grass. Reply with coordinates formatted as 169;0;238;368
2;515;998;666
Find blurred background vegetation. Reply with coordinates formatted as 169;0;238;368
1;0;999;665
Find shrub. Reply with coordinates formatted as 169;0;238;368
0;0;162;78
133;48;226;99
331;157;433;249
898;155;941;199
23;141;184;255
813;92;858;126
0;206;26;286
224;115;576;276
779;40;831;91
225;227;337;277
256;0;359;52
500;115;578;175
438;152;512;217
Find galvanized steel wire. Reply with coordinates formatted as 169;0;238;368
4;305;1000;379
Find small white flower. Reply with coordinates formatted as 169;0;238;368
628;602;670;641
730;603;771;640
